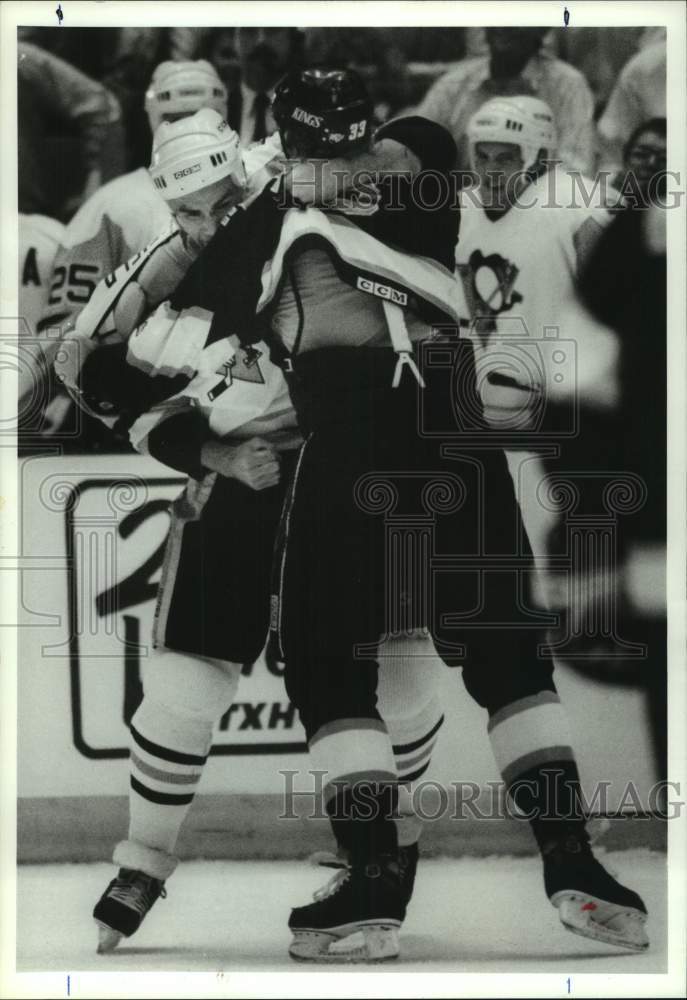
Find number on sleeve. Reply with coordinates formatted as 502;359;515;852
66;263;100;304
48;265;67;306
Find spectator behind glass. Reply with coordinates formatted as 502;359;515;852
597;35;666;177
18;42;122;221
210;27;303;145
613;118;667;204
303;28;412;122
202;28;241;94
417;27;595;174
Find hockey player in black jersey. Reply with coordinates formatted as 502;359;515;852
166;68;648;961
57;108;447;955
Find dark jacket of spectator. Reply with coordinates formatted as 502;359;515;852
18;42;121;219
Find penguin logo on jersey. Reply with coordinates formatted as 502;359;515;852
208;346;265;401
458;250;523;325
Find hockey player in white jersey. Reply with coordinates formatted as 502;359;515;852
18;213;66;416
56;109;445;954
457;95;617;429
19;214;65;335
39;60;228;337
455;96;648;952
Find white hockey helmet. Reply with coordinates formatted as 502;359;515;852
149;108;246;200
145;60;228;132
467;96;557;173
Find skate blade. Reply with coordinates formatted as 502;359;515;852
95;920;124;954
289;922;400;963
551;892;649;952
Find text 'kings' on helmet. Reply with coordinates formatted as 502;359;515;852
272;68;373;157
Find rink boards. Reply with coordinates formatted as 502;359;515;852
13;453;665;860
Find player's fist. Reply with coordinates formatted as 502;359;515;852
202;437;281;491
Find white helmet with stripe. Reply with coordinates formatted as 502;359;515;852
145;60;228;132
149;108;245;200
467;96;557;173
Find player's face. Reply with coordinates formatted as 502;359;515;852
472;141;525;199
168;175;245;251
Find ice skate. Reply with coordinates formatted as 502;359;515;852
398;842;419;908
543;831;649;952
93;868;167;953
289;853;405;963
310;841;419;907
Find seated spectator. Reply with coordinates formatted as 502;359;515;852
18;41;122;221
613;118;666;203
304;28;410;120
597;36;666;177
417;27;595;174
201;27;241;95
551;27;646;115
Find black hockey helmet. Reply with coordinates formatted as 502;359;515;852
272;68;373;157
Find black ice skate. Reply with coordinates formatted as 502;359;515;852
93;868;167;953
542;831;649;952
398;842;419;908
289;853;406;962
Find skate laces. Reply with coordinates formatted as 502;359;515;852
312;857;351;902
107;870;165;915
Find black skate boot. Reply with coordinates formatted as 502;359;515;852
289;852;406;962
312;841;419;907
542;829;649;951
93;868;167;954
398;842;419;908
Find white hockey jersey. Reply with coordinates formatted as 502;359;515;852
126;304;298;453
40;135;286;333
40;168;172;331
456;165;618;422
19;213;66;335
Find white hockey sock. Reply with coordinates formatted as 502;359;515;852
123;650;240;865
127;697;213;857
377;632;446;847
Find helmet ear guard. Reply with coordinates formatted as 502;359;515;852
467;96;557;174
149;109;245;200
145;60;228;133
272;68;373;158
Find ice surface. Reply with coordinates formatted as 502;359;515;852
17;851;666;974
